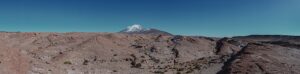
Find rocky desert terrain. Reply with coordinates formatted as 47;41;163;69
0;32;299;74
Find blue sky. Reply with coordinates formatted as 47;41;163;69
0;0;299;37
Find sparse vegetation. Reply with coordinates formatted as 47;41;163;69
113;54;118;56
83;60;89;65
131;62;142;68
113;70;117;72
153;71;164;74
64;61;72;65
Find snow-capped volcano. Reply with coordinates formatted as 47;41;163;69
120;24;173;35
124;24;148;32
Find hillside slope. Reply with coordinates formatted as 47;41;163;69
0;33;299;74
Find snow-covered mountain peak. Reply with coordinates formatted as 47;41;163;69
125;24;148;32
119;24;173;35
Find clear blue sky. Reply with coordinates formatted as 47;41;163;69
0;0;299;37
